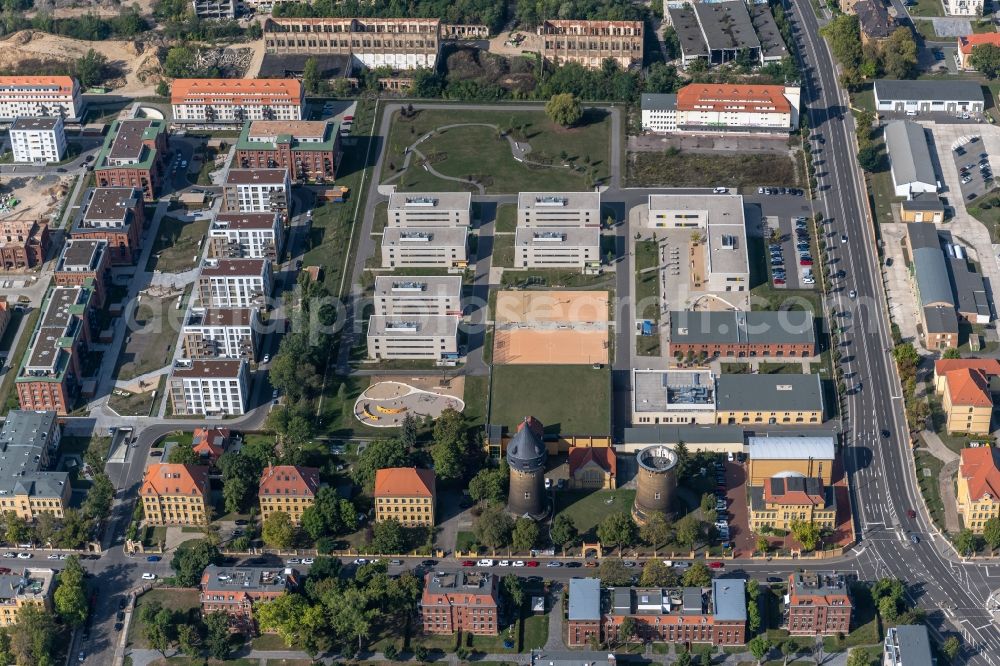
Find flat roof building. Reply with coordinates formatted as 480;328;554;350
566;577;602;646
515;226;600;269
517;192;601;228
668;310;816;358
71;187;145;265
196;258;272;309
168;359;249;416
420;571;499;635
620;424;746;454
209;212;284;261
716;373;824;426
747;435;837;485
381;227;468;269
366;315;459;360
201;565;297;631
0;568;55;627
54;239;110;308
222;169;290;219
181;308;262;361
632;369;718;426
235;120;339;183
786;572;852;636
10;116;66;165
94;119;168;201
874;79;985;114
884;625;934;666
373;276;462;317
388;192;471;228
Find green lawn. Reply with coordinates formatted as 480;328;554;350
967;190;1000;242
107;377;164;417
384;107;612;193
455;530;477;553
912;20;938;42
914;448;947;532
0;306;39;415
867;161;898;226
127;589;200;649
637;334;660;357
372;200;388;234
522;613;549;650
627;150;801;188
462;374;489;428
972;19;997;34
493;233;515;267
489;364;610;435
251;634;290;651
495;203;517;232
499;268;616;291
555;489;638;540
906;0;944;16
635;239;659;320
146;216;209;273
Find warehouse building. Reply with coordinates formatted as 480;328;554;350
884;121;937;198
874;79;985;114
668;310;816;358
905;223;959;350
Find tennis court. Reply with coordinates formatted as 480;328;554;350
493;290;610;365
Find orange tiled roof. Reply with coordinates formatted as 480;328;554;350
961;447;1000;501
259;465;321;497
935;358;1000;378
171;78;302;105
945;368;993;408
676;84;791;114
141;463;209;497
568;447;616;479
192;427;229;460
0;76;76;92
374;467;436;498
958;33;1000;55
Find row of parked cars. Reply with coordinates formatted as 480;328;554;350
757;186;805;196
713;460;732;547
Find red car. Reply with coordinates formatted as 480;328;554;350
773;278;786;285
343;115;354;121
708;562;725;569
799;258;813;266
525;560;540;567
461;560;475;567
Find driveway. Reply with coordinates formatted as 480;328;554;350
880;223;922;345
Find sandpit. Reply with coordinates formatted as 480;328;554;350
354;380;465;428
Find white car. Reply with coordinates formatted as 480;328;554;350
47;554;60;560
286;558;301;565
849;290;857;299
141;573;156;581
498;560;510;567
477;558;495;567
353;558;368;565
513;560;525;567
301;558;315;565
1;553;14;559
16;552;30;559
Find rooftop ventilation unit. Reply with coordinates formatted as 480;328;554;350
534;196;568;206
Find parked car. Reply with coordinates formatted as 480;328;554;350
526;560;540;567
767;576;783;583
353;558;368;565
461;560;475;567
477;558;495;567
141;573;157;580
302;558;315;565
146;555;161;562
546;561;563;567
421;559;438;566
708;562;725;569
16;553;30;560
512;560;525;567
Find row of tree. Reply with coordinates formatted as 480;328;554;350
821;16;918;88
0;7;147;41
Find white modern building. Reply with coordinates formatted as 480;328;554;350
182;308;262;360
196;258;272;308
944;0;982;16
517;192;601;228
373;276;463;317
884;120;938;198
873;79;985;114
209;212;284;260
381;227;468;268
223;169;290;219
366;315;460;360
387;192;471;228
0;76;83;122
647;194;750;293
514;227;601;268
168;359;249;416
10;117;66;164
170;79;303;125
641;84;800;134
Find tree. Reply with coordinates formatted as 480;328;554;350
639;559;679;587
75;49;108;88
155;79;170;97
353;439;409;490
370;518;406;554
550;513;579;553
748;601;762;634
4;512;31;545
880;28;918;79
400;412;418;449
171;539;222;587
140;603;177;657
820;14;862;70
644;62;679;94
301;486;356;540
781;640;796;666
955;528;978;556
943;347;963;360
262;511;297;549
700;493;716;513
502;574;525;610
942;635;961;662
302;57;320;94
10;605;60;666
431;408;467;483
878;595;900;622
511;517;540;552
748;635;771;665
256;593;311;646
177;623;202;657
53;556;88;627
847;647;877;666
984;517;1000;551
219;452;262;514
163;45;196;78
596;512;637;551
790;519;821;552
545;92;583;127
618;615;636;646
971;43;1000;79
640;512;671;554
468;465;507;505
696;643;713;666
756;535;770;554
674;441;691;476
857;143;882;172
675;514;700;549
676;650;692;666
682;562;713;587
473;504;514;552
167;444;200;465
597;558;632;586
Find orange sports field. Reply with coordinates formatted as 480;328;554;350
493;290;609;365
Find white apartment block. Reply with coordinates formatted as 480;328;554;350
197;258;272;308
10;117;66;164
641;85;800;134
641;94;678;132
0;76;83;122
515;227;600;268
223;169;290;218
517;192;601;228
945;0;982;15
170;79;303;125
388;192;471;228
381;227;468;268
373;275;463;317
209;212;284;260
366;315;459;360
182;308;262;360
169;359;248;416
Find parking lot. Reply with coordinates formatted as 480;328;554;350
951;135;993;203
765;214;817;290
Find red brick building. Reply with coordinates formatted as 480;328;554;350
0;217;49;269
567;578;602;646
786;572;852;636
200;565;297;632
54;239;110;308
235;120;340;183
71;187;146;265
94;119;168;201
668;310;817;359
420;571;499;635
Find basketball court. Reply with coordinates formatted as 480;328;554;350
493;290;610;365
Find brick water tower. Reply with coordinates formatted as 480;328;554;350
632;444;678;525
506;416;548;519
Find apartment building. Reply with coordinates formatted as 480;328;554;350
259;465;321;525
373;275;462;317
0;76;82;121
200;565;297;631
884;625;934;666
420;571;499;635
647;194;750;293
538;20;643;69
641;84;801;134
0;217;49;270
168;359;249;416
944;0;982;16
71;187;145;265
957;446;1000;532
388;192;471;228
566;578;602;647
236;120;339;183
515;227;600;268
15;284;95;415
192;0;236;20
517;192;600;228
141;463;211;526
197;258;272;308
939;367;993;434
749;476;836;531
374;467;436;527
209;212;284;260
54;239;110;308
785;573;852;636
366;315;459;360
747;436;836;486
182;308;261;360
263;17;442;70
94;119;168;201
603;580;747;646
668;310;816;359
0;569;55;627
381;227;468;268
716;373;824;425
171;79;303;125
0;411;70;522
192;427;230;465
223;169;290;219
10;117;66;164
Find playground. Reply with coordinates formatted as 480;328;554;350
353;377;466;428
493;290;610;365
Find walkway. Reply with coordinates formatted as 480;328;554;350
544;585;565;651
919;430;961;533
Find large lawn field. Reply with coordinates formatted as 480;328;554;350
555;488;637;539
627;150;801;188
383;107;612;194
489;364;610;435
145;215;209;273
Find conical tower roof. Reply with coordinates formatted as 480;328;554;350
506;416;547;472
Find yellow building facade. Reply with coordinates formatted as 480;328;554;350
258;465;321;525
141;463;210;526
957;447;1000;532
374;467;436;527
0;569;54;627
748;477;836;531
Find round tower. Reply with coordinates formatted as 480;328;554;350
632;445;678;525
506;416;548;519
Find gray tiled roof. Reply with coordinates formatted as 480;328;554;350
875;79;985;105
885;121;936;191
641;93;677;111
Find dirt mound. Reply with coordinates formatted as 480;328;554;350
443;46;537;94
